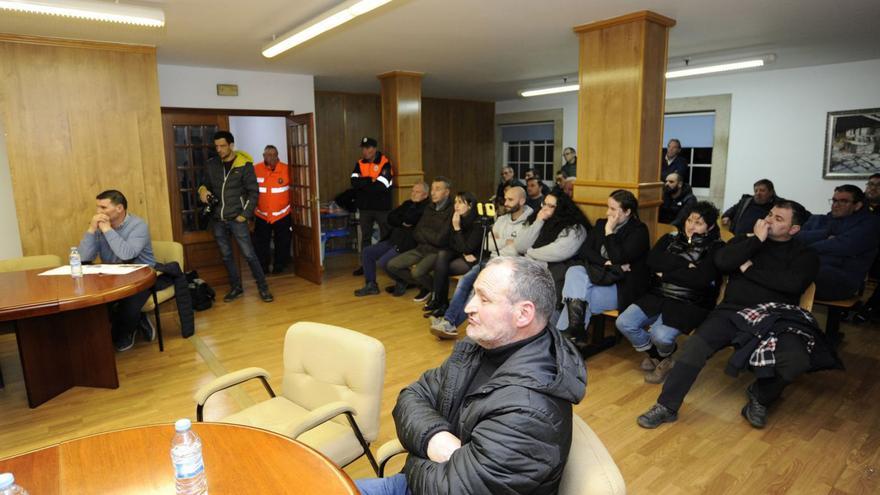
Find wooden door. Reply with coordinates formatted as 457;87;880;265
287;113;323;284
161;111;239;287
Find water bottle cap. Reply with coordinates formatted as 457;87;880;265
175;418;192;432
0;473;14;489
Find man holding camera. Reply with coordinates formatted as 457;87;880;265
198;131;273;303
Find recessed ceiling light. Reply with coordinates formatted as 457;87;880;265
0;0;165;27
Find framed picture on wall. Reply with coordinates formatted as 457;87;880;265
823;108;880;178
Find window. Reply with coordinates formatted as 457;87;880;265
501;122;555;180
663;112;715;191
173;124;219;233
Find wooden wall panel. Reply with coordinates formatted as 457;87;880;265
0;35;171;260
422;98;495;200
315;91;381;203
315;91;494;203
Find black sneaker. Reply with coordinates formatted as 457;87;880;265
114;327;137;352
391;282;408;297
384;284;397;294
741;384;768;429
352;266;364;276
224;287;244;302
637;403;678;429
413;289;432;302
139;313;156;342
354;282;380;297
259;289;274;302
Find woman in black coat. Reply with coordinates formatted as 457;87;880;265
557;189;651;347
616;201;725;383
424;192;482;315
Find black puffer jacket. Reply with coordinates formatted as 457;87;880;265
385;199;429;252
413;198;454;252
450;210;483;259
394;328;587;495
577;217;651;310
198;150;258;221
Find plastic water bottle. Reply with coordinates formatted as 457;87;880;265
0;473;28;495
69;247;83;278
170;419;207;494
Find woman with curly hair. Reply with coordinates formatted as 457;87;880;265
514;190;592;303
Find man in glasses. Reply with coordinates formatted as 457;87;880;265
798;184;880;300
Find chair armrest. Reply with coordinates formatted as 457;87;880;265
193;367;272;406
283;401;356;439
376;438;407;477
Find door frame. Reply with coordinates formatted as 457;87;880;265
287;112;324;284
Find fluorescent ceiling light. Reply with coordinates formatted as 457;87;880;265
0;0;165;27
521;55;774;97
665;58;765;79
520;84;579;97
263;0;393;58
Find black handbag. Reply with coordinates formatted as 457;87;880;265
587;264;625;286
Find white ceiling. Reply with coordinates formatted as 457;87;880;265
1;0;878;100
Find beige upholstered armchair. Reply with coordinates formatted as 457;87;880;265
141;240;184;352
194;322;386;474
376;414;626;495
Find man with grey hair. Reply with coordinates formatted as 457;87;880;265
494;166;525;207
354;182;430;296
356;257;587;495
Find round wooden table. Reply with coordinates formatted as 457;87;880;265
0;423;358;494
0;266;156;407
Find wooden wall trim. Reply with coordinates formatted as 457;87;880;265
572;10;676;33
161;107;294;117
0;33;155;53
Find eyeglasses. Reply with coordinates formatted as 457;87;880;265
829;198;853;205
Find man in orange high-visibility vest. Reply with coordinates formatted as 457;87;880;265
253;145;292;274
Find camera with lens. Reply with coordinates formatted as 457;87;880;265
202;193;221;216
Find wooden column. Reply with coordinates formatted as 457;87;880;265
378;71;424;205
572;11;675;238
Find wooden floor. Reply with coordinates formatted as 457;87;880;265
1;254;878;494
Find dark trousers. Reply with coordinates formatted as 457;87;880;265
110;289;151;341
432;250;473;304
253;215;292;273
362;240;398;284
814;266;861;300
658;309;811;412
386;246;438;290
212;219;268;291
359;209;389;248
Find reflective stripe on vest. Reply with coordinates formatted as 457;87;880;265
254;162;291;223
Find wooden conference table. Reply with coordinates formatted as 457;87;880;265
0;266;156;407
0;422;359;494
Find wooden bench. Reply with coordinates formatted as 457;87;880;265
813;295;858;347
583;281;817;358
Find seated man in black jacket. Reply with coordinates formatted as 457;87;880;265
658;172;697;226
639;200;825;429
355;257;587;495
354;182;429;296
386;177;454;300
721;179;777;235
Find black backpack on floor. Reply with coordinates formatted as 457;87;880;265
186;271;216;311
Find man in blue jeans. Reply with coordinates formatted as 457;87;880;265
198;130;273;303
354;182;429;296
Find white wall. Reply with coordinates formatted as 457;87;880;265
0;120;23;259
157;64;315;113
228;116;289;164
496;58;880;213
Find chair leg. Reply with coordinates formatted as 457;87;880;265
578;315;619;359
826;307;844;348
151;289;164;352
0;366;4;389
344;412;380;476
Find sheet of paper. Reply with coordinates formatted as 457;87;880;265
38;264;149;276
